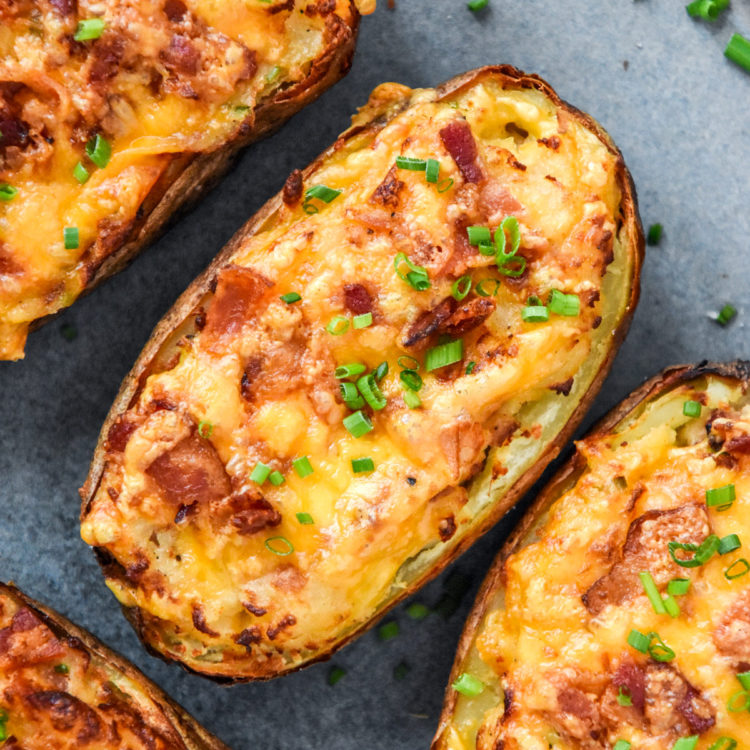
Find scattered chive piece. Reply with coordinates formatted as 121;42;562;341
378;621;399;641
616;687;632;707
296;512;314;525
74;17;105;41
725;33;750;73
394;252;430;291
522;305;549;323
706;484;736;509
63;227;79;250
406;602;430;620
73;161;90;184
451;275;472;301
54;663;69;674
60;323;77;342
725;558;750;580
394;662;410;680
425;339;463;371
403;390;422;409
326;316;349;335
353;312;373;329
738;672;750;691
397;355;420;371
467;226;491;245
475;278;501;297
425;158;440;183
436;177;454;193
292;456;314;478
467;0;489;10
305;184;341;203
250;462;272;485
395;156;427;171
265;536;294;556
495;215;521;261
669;534;720;567
340;382;365;410
335;362;366;379
357;373;387;411
707;738;737;750
343;410;373;438
716;304;737;326
351;457;374;473
647;223;663;245
269;470;285;486
719;534;741;555
280;292;301;304
727;689;750;712
613;742;631;750
647;632;676;662
0;724;6;742
399;369;423;392
85;134;111;169
667;578;691;596
683;400;701;417
686;0;726;21
465;361;476;375
548;289;580;316
265;65;283;83
197;420;214;439
328;666;346;685
374;361;389;380
452;672;485;697
627;628;650;653
639;571;667;615
663;593;681;618
0;183;18;201
672;737;699;750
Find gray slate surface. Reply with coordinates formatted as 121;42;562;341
1;1;749;748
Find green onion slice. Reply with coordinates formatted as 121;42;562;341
280;292;301;304
738;672;750;690
326;316;349;335
73;162;90;184
716;304;737;327
54;663;69;674
374;361;389;380
725;33;750;73
522;305;550;323
340;382;365;410
707;738;738;750
475;278;501;297
378;621;399;640
494;215;521;261
548;289;581;316
353;312;373;329
467;0;489;9
648;632;676;662
672;737;698;750
663;593;680;618
452;275;472;301
627;628;651;653
400;369;423;392
425;158;440;183
647;222;663;245
394;662;410;680
727;689;750;712
668;534;720;567
85;134;111;169
265;65;283;83
357;373;387;411
351;457;374;473
683;400;701;417
269;470;285;486
437;177;454;193
250;462;272;484
425;339;463;372
63;227;79;250
305;184;341;203
403;390;422;409
719;534;741;555
292;456;314;478
452;672;485;697
265;536;294;556
0;183;18;202
197;420;214;439
613;742;631;750
296;512;314;525
706;484;736;509
467;226;491;245
394;253;430;291
725;558;750;580
74;17;105;41
335;362;366;379
465;361;476;375
343;410;373;438
395;156;427;171
478;240;496;256
406;602;430;620
667;578;691;596
639;571;667;615
397;355;420;371
328;665;346;685
616;687;632;706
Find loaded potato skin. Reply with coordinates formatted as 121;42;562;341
433;362;750;750
0;582;227;749
80;66;643;681
0;0;373;360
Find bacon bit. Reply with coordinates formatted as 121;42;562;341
49;0;76;15
26;691;102;742
161;35;200;76
89;37;126;87
478;181;523;224
105;417;137;453
125;557;149;583
645;664;715;735
538;135;561;150
192;605;219;637
713;589;750;662
226;493;282;535
612;660;646;712
439;120;484;184
202;265;273;350
0;113;29;150
370;166;404;208
174;503;197;524
592;315;602;329
402;297;456;348
555;686;602;743
443;297;495;338
146;433;231;505
234;626;262;650
438;516;457;541
549;378;574;396
266;614;296;641
343;283;374;314
678;682;716;734
163;0;187;21
240;356;263;402
194;309;206;330
282;168;303;206
0;609;65;668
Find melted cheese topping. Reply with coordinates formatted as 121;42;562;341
81;75;629;678
0;0;366;360
442;375;750;750
0;586;205;749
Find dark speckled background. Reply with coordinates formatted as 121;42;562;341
2;1;749;748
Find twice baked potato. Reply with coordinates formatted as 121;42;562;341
80;66;643;680
0;581;226;749
0;0;373;360
433;361;750;750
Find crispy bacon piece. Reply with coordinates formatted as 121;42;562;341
146;433;231;505
161;35;201;76
105;417;137;453
282;168;303;206
343;283;374;314
89;37;126;87
440;120;484;184
370;165;404;207
612;660;646;712
26;691;103;743
0;608;64;668
644;664;715;735
402;297;456;347
163;0;187;21
225;492;281;535
582;504;711;615
713;589;750;662
442;297;495;338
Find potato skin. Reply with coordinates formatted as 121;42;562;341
0;582;227;749
432;360;750;750
80;65;644;682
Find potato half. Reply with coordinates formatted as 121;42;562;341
433;361;750;750
80;66;643;681
0;0;373;360
0;581;226;749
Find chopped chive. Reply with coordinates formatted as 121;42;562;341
495;216;521;261
686;0;724;21
451;275;472;301
719;534;741;555
296;512;314;525
672;737;698;750
265;536;294;556
616;687;632;706
727;688;750;712
647;632;676;662
378;621;399;641
60;323;77;342
399;369;423;392
467;226;491;245
706;484;735;509
340;382;365;410
668;534;720;567
305;184;341;203
467;0;489;10
335;362;367;379
663;593;680;618
395;156;427;171
406;602;430;620
269;470;285;486
425;158;440;183
397;355;420;371
394;252;430;291
326;316;349;335
639;571;667;615
280;292;301;304
54;663;69;674
74;17;105;41
627;628;650;653
357;373;387;411
250;462;272;485
475;278;501;297
667;578;691;596
63;227;79;250
477;240;496;256
394;662;410;680
452;672;485;697
353;312;373;329
647;223;663;245
0;183;18;201
328;666;346;685
548;289;580;316
403;390;422;409
465;361;476;375
425;339;463;372
73;162;90;184
715;304;737;326
343;410;373;438
725;558;750;580
707;738;737;750
725;33;750;73
85;134;111;169
436;177;454;193
302;202;318;215
613;742;631;750
374;361;389;380
351;457;374;473
292;456;314;478
265;65;284;83
738;672;750;691
197;420;214;439
683;400;701;417
522;305;549;323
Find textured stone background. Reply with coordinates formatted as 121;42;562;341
1;1;749;748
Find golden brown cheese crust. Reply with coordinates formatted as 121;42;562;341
0;582;227;749
433;362;750;750
0;0;370;360
80;66;643;680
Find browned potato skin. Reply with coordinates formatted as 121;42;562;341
80;65;644;682
0;582;227;749
431;360;750;750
